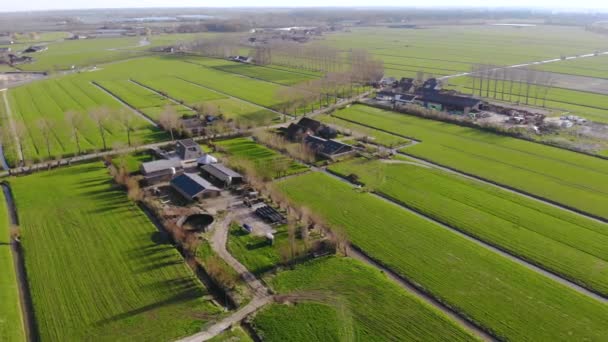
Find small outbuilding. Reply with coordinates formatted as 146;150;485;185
201;163;243;187
176;139;204;161
141;159;183;184
171;173;221;200
196;154;218;166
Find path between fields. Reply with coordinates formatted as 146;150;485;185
128;79;198;113
177;211;273;342
1;183;35;341
439;50;608;80
1;90;23;165
318;167;608;304
90;81;159;127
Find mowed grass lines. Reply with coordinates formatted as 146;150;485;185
278;172;608;341
216;137;308;179
95;79;194;120
330;158;608;296
255;257;476;341
317;114;410;147
11;163;221;341
333;104;608;220
0;190;25;342
134;76;278;125
8;77;162;163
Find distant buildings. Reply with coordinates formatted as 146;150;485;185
23;45;48;53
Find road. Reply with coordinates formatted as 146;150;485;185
177;212;273;342
439;50;608;80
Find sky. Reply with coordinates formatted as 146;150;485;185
1;0;608;13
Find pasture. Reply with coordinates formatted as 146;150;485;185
255;256;475;341
333;104;608;220
330;157;608;296
538;54;608;79
317;114;410;147
278;172;608;341
7;76;163;164
319;25;608;79
215;137;308;179
10;163;221;341
0;189;25;342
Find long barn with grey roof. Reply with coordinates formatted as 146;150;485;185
200;163;243;187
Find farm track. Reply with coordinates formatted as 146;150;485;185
440;50;608;80
90;81;159;127
319;167;608;303
178;212;273;341
1;183;36;342
1;90;23;164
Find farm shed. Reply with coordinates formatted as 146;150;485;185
376;91;395;101
176;139;204;161
395;93;417;104
417;92;482;113
304;135;354;159
23;45;48;53
140;159;183;184
196;154;218;166
170;173;221;200
201;163;243;187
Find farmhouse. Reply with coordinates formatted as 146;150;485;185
180;116;205;136
200;163;243;187
304;135;354;159
416;92;482;113
170;173;221;200
176;139;204;162
285;117;337;141
23;45;48;53
140;159;183;184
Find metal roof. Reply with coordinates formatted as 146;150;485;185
201;163;242;180
170;173;220;199
141;159;182;174
177;138;198;147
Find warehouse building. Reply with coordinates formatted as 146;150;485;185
170;173;221;200
200;163;243;187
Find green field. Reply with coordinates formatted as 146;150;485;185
216;137;308;179
332;104;608;220
0;189;25;342
278;172;608;341
7;77;164;164
538;54;608;79
10;163;221;341
208;326;252;342
318;25;608;79
330;157;608;296
254;256;476;341
95;79;194;120
317;114;410;147
133;76;278;125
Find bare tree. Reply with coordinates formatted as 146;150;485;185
115;108;136;147
159;105;180;141
65;111;83;155
36;117;54;160
89;107;110;151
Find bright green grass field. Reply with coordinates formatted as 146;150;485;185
10;163;221;341
538;54;608;79
0;189;25;342
278;172;608;341
317;114;410;147
216;137;308;179
333;104;608;220
330;158;608;296
256;256;476;341
228;223;297;275
317;25;608;79
7;77;164;164
133;76;278;125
